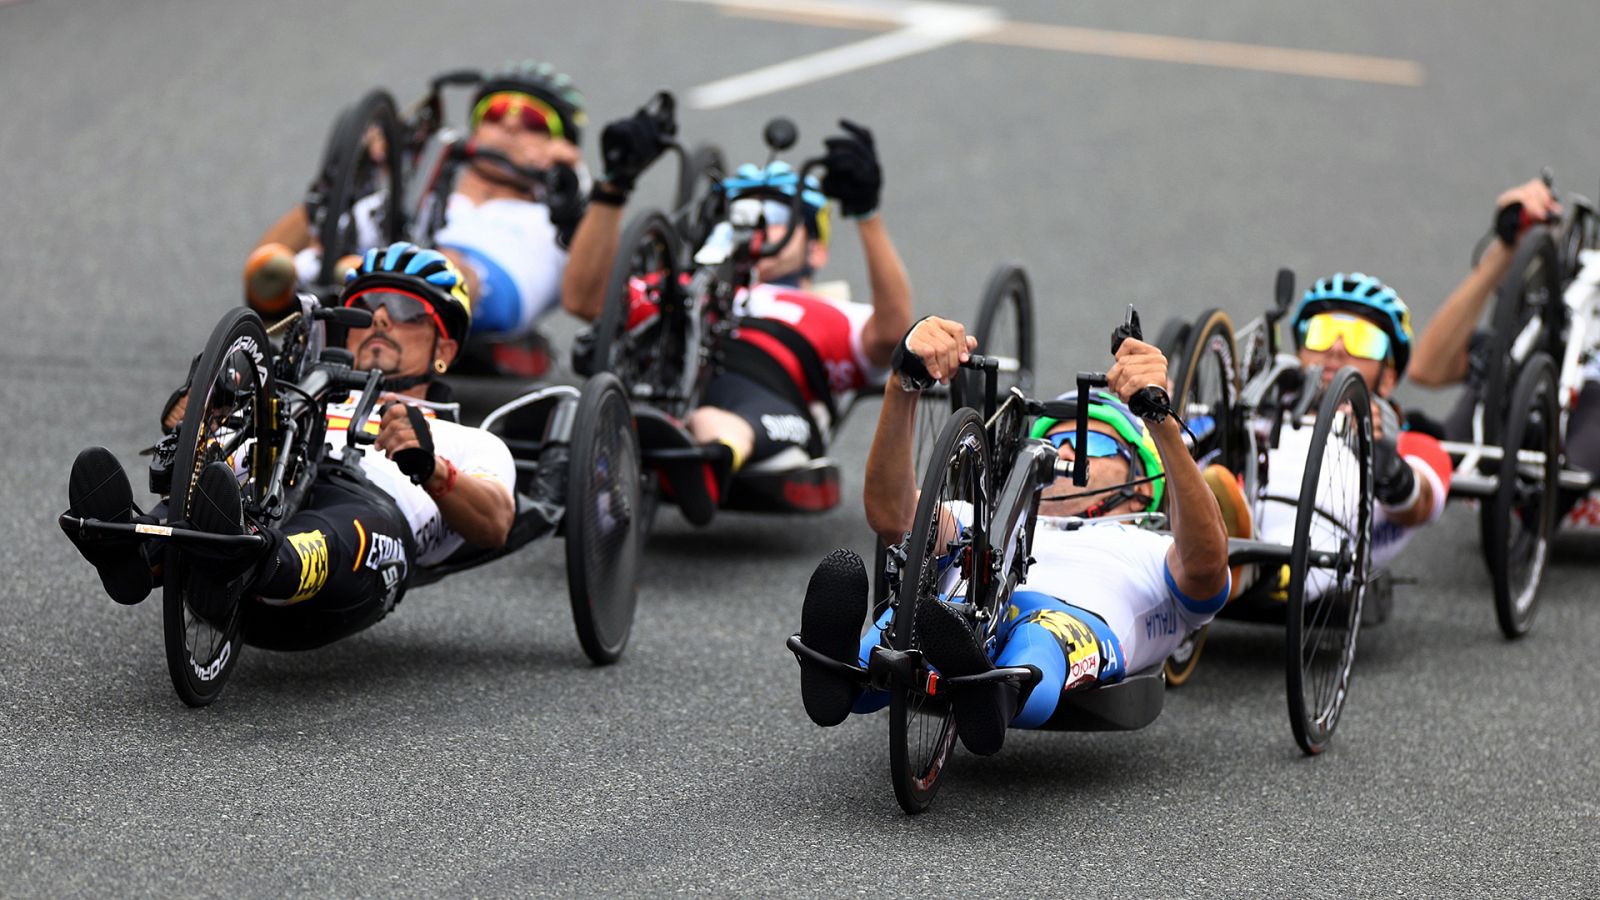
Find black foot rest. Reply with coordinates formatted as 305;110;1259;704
1041;666;1166;732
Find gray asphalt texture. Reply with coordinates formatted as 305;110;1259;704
3;0;1599;896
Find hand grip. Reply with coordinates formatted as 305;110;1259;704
1109;305;1170;422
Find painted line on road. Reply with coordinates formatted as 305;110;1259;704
684;2;1001;109
674;0;1424;108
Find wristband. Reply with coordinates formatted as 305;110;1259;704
424;458;459;499
889;316;936;392
590;182;630;207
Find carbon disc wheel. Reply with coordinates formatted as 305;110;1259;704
1285;367;1372;755
164;309;278;707
890;409;989;814
565;374;644;665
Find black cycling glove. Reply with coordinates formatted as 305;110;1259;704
820;119;882;218
545;164;586;247
889;316;935;391
1494;202;1528;247
389;404;437;485
600;92;677;194
1372;400;1417;507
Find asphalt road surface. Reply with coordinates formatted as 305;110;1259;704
3;0;1598;895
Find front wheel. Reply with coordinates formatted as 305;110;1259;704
164;309;278;707
890;408;989;814
1285;367;1372;755
564;374;645;665
1482;352;1559;639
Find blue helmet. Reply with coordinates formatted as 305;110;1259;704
1291;272;1414;377
341;241;473;348
721;162;831;245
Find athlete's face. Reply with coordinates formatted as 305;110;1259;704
1297;338;1397;397
472;113;577;173
755;224;828;286
346;305;444;378
1039;421;1153;518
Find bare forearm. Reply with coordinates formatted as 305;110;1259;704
1411;241;1513;386
1152;417;1228;596
433;472;515;548
258;205;313;252
856;215;913;368
560;199;625;321
863;375;921;544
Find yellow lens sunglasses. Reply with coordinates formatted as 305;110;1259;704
1302;312;1390;361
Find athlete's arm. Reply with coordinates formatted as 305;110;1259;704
559;192;624;322
256;204;314;252
374;404;514;547
1107;339;1229;600
856;214;913;368
863;317;974;545
1411;178;1561;387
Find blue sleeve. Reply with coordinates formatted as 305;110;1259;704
1163;561;1229;618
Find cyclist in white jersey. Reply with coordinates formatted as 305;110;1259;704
243;63;587;375
1244;274;1452;600
64;243;516;648
794;316;1229;756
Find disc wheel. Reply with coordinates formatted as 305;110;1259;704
590;209;688;414
1160;309;1240;686
1285;367;1373;755
890;409;989;814
164;309;278;707
564;374;645;665
1481;353;1559;639
1481;226;1563;447
961;263;1036;407
309;89;406;300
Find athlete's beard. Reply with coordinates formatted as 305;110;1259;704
352;331;438;392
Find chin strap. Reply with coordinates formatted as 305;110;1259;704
1083;490;1151;520
378;371;434;392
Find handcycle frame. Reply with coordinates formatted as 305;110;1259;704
60;297;644;706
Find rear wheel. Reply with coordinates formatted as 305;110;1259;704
1482;353;1559;639
590;209;688;414
890;409;989;814
309;89;406;300
164;309;278;707
565;374;645;665
1162;309;1239;686
1285;367;1372;755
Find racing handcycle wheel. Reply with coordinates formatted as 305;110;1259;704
1162;309;1240;686
959;263;1036;408
1481;226;1563;448
564;374;646;665
890;408;989;814
164;308;279;707
673;142;728;251
1285;366;1373;755
308;89;407;297
1481;352;1560;639
591;209;689;414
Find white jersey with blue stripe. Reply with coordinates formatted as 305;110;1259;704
432;194;566;338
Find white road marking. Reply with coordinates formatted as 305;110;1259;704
676;0;1002;109
669;0;1425;109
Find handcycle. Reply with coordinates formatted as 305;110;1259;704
296;77;724;379
58;296;645;707
581;115;1035;528
1435;170;1599;637
787;308;1371;813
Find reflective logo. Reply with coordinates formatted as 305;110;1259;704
190;641;232;682
288;529;329;602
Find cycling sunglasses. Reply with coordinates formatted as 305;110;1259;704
470;91;560;139
1302;312;1390;362
343;288;447;338
1046;429;1127;459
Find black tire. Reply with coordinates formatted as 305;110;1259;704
1168;309;1243;474
1558;200;1598;284
1481;353;1559;639
565;374;645;665
674;142;726;217
1285;367;1372;755
310;89;407;297
1481;227;1563;447
164;309;278;707
890;409;989;814
591;209;687;411
962;264;1036;406
1161;309;1238;686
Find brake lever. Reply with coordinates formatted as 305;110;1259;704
1110;304;1169;422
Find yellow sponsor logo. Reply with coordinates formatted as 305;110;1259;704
288;530;329;603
